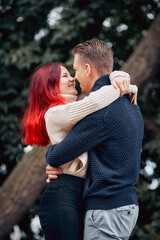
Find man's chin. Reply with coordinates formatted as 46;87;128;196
80;86;89;93
81;88;88;94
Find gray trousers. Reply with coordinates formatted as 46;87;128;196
83;204;139;240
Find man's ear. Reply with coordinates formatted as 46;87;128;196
85;63;92;76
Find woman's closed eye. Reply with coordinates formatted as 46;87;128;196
62;74;68;78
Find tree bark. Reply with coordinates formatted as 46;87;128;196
0;145;47;239
122;14;160;138
0;14;160;240
122;14;160;87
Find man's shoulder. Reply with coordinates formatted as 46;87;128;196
103;95;143;124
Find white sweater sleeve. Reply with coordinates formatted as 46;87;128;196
68;85;120;124
45;85;120;128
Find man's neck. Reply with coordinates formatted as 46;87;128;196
88;71;109;92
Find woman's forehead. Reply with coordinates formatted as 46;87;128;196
60;66;69;73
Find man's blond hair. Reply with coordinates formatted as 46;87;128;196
74;39;113;75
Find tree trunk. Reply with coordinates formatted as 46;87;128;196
122;14;160;87
0;14;160;240
122;14;160;138
0;145;47;239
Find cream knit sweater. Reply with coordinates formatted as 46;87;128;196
45;85;122;178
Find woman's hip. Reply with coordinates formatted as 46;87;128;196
39;174;85;218
39;174;85;240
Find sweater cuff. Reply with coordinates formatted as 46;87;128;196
109;70;130;82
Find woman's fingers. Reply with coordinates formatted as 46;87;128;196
46;165;63;183
46;165;63;174
129;85;138;105
46;170;63;175
111;79;119;89
48;174;58;179
46;178;51;183
46;164;62;171
131;94;137;105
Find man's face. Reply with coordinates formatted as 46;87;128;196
73;54;90;93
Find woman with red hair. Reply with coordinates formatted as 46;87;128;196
21;62;137;240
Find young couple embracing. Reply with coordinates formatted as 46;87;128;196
21;39;143;240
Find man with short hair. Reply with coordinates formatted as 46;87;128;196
46;39;144;239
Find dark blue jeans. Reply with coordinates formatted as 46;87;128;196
39;174;85;240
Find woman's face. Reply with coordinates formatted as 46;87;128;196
59;66;77;96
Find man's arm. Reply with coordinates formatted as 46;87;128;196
46;86;138;167
46;113;108;167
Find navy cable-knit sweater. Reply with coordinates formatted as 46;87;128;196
46;75;144;211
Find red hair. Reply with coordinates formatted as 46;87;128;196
21;63;66;146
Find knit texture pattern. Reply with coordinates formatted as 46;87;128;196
84;76;144;210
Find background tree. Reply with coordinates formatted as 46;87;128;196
0;0;160;239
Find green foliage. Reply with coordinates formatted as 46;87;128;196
0;0;160;239
0;0;57;186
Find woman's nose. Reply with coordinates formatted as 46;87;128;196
70;76;76;82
